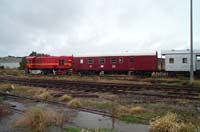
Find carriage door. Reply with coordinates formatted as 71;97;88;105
59;59;65;66
196;56;200;71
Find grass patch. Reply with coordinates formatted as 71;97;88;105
129;106;145;114
65;127;117;132
139;112;158;119
95;102;113;109
116;105;145;116
15;106;61;132
114;105;153;124
0;69;24;76
0;83;14;92
116;106;130;115
10;85;29;95
59;94;72;101
0;83;53;98
193;80;200;87
120;115;146;124
34;90;53;100
143;103;176;113
67;98;82;108
176;99;190;106
120;112;157;124
118;103;200;125
150;113;198;132
143;103;200;126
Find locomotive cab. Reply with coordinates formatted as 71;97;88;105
25;56;73;75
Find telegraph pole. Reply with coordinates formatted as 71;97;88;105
190;0;194;84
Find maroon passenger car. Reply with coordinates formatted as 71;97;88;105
73;52;158;75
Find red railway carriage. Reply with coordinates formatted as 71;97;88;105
26;56;73;74
73;52;158;75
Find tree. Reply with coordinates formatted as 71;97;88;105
19;57;27;70
29;51;37;56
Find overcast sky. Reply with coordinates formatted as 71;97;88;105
0;0;199;57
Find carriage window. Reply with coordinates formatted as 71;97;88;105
182;58;187;63
80;59;84;64
169;58;174;63
129;57;134;63
110;58;117;63
64;59;67;63
99;58;105;64
88;58;94;64
119;57;123;63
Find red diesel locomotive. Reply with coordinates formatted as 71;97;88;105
26;56;73;74
26;52;158;75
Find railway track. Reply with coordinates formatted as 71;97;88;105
0;76;200;101
0;91;112;117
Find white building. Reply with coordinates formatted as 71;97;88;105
0;62;20;69
0;56;22;69
161;49;200;72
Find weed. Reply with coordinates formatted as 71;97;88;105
10;86;29;95
150;113;197;132
120;115;146;124
0;83;52;98
59;94;72;101
117;106;130;113
114;105;155;124
129;106;145;114
119;112;157;124
0;83;13;92
15;106;60;132
67;98;82;108
34;90;53;100
116;106;145;116
0;69;24;76
95;101;113;109
176;99;189;106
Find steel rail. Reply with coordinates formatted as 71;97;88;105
0;77;200;101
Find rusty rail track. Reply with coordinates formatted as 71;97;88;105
0;91;113;117
0;76;200;101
